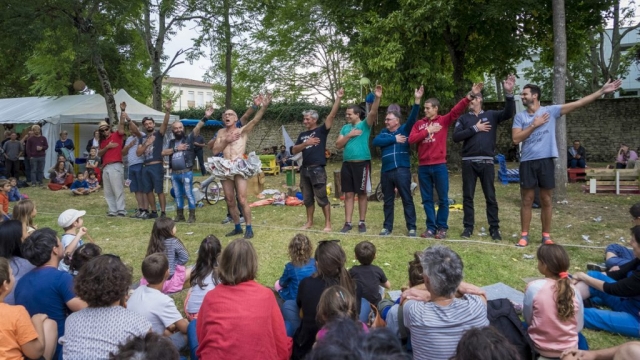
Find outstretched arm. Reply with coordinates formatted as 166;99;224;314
325;88;344;130
561;79;622;115
194;106;214;137
496;75;516;123
240;94;272;134
238;95;263;126
159;99;172;135
366;85;382;127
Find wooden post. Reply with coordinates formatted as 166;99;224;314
334;170;342;199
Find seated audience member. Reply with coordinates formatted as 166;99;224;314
0;257;57;360
451;327;521;360
60;255;151;359
573;225;640;338
278;234;316;336
127;253;188;351
596;203;640;272
48;161;73;191
616;144;638;169
14;228;87;359
58;209;88;273
69;173;90;195
0;220;35;305
561;341;640;360
48;155;74;174
401;245;489;360
197;238;292;360
0;179;11;221
316;285;368;342
185;235;222;320
13;199;37;235
276;145;293;170
307;317;408;360
109;332;179;360
86;172;100;192
349;241;391;322
7;178;27;202
293;240;362;360
567;140;586;168
524;244;584;358
68;243;102;276
85;147;101;182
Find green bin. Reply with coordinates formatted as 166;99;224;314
286;168;296;186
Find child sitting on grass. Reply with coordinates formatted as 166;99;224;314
349;241;391;316
68;243;102;276
128;253;189;352
315;285;368;342
0;257;57;360
0;179;11;221
69;173;90;196
276;234;316;302
7;178;27;202
57;209;88;273
140;217;190;294
185;235;222;320
86;172;100;192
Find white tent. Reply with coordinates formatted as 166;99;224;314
0;89;179;176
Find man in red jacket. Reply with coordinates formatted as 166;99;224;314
409;83;483;239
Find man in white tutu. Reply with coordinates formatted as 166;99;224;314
210;94;272;239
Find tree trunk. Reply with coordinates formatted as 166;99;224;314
152;62;163;111
552;0;567;201
495;75;503;101
93;53;119;125
223;0;232;108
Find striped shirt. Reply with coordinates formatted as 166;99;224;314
164;237;189;276
404;294;489;360
126;136;144;166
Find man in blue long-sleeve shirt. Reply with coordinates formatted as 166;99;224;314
372;86;423;236
452;75;516;240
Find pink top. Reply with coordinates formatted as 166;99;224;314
523;278;583;358
617;150;638;165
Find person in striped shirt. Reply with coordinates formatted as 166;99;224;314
401;245;488;360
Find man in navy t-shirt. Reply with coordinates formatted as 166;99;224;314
15;228;87;359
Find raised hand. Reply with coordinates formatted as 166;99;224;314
374;84;382;98
204;106;214;118
532;113;550;128
395;134;407;143
336;88;344;98
503;75;516;94
427;123;442;134
471;82;484;96
305;137;320;146
78;227;88;237
253;94;263;106
415;85;424;100
475;119;491;132
601;78;622;94
164;99;172;112
261;93;273;107
349;128;363;138
120;102;127;111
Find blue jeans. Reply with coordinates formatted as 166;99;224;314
418;164;449;231
281;300;300;337
584;270;640;338
359;298;371;323
569;158;586;168
171;171;196;210
187;319;199;360
381;168;416;232
605;244;635;269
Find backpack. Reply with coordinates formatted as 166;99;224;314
486;299;536;360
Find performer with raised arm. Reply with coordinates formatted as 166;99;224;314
210;94;273;239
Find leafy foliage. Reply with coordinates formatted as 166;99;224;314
172;101;333;124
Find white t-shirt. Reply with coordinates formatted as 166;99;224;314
127;285;183;334
58;233;83;272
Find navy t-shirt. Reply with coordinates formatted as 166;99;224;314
294;124;330;167
349;264;388;305
139;130;165;163
14;266;76;357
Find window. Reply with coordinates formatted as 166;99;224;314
187;91;195;108
197;91;204;107
206;92;213;106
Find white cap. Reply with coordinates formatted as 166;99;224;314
58;209;86;228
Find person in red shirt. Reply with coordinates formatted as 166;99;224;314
0;179;11;221
408;83;482;239
97;102;141;217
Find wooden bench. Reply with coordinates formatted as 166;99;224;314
582;167;640;195
567;168;587;182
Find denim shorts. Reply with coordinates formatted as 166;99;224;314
142;163;164;194
128;163;144;193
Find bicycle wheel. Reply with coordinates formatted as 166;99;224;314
375;182;384;202
204;181;221;205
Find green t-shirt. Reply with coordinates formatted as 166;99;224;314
340;120;371;161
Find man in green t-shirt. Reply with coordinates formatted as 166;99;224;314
336;85;382;233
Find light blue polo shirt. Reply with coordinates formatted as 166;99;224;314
512;105;562;162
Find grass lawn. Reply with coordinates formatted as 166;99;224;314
27;160;635;350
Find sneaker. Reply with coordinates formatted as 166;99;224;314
490;228;502;241
358;223;367;233
160;211;166;218
221;216;232;224
340;223;352;233
435;229;447;239
408;230;417;237
542;235;554;245
460;228;473;239
379;228;391;236
107;213;117;217
587;263;607;272
239;216;245;224
226;228;244;237
117;213;126;217
420;230;436;238
138;211;149;220
244;228;254;239
130;210;141;218
516;235;529;247
148;212;159;219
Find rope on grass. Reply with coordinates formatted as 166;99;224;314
37;211;608;250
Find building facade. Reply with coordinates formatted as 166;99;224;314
162;77;214;110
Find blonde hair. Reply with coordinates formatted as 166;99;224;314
316;285;358;326
288;234;313;267
218;238;258;285
13;199;36;231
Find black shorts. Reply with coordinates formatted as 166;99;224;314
300;166;329;207
341;161;371;194
519;158;555;189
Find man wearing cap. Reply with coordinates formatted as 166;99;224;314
161;106;212;223
98;102;141;216
137;99;172;218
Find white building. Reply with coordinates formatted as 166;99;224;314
162;77;214;110
514;27;640;98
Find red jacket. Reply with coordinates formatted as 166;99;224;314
196;280;292;360
409;97;470;166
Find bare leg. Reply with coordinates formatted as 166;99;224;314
147;193;157;211
606;252;618;261
42;318;57;360
235;176;251;225
344;192;355;224
575;280;591;300
221;179;239;223
136;192;147;209
322;204;331;231
520;188;535;232
540;188;553;233
183;267;192;289
158;193;166;212
357;194;368;222
302;205;314;229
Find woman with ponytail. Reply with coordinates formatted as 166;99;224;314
524;244;584;359
291;240;362;360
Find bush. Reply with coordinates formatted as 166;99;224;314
172;102;333;125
